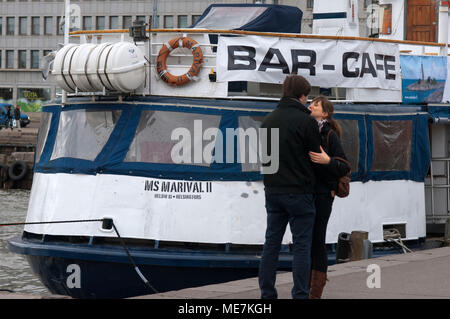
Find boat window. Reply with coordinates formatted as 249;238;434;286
51;109;122;161
125;110;221;166
336;119;359;173
371;120;412;171
238;115;265;172
35;112;52;163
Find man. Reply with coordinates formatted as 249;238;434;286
0;108;4;130
14;105;21;132
258;75;321;299
5;105;12;130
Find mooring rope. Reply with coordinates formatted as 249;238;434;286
0;217;159;294
0;219;104;227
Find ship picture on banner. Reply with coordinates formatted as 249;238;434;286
400;55;447;104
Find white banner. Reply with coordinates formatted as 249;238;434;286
216;36;401;90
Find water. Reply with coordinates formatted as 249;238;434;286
0;189;49;296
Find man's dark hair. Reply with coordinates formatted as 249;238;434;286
282;75;311;99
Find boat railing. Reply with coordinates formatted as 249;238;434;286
70;28;450;52
68;28;450;102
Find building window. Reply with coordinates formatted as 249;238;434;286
32;17;40;35
19;17;27;35
0;18;2;36
57;16;64;35
136;16;146;24
6;50;14;69
109;16;119;29
7;17;15;35
18;50;27;68
31;50;39;69
0;88;13;102
178;15;188;28
123;16;132;29
0;51;2;68
96;16;105;30
307;0;314;9
43;50;52;57
83;16;92;30
364;0;375;9
192;15;201;25
44;17;52;35
164;15;173;29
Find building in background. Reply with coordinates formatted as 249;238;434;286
0;0;378;110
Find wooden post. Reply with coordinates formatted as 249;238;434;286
349;231;369;261
444;219;450;245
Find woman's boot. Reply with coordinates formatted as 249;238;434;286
309;269;327;299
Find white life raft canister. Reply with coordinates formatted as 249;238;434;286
52;42;146;93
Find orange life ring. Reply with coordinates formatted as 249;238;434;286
156;37;203;86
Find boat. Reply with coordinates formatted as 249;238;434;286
7;1;449;298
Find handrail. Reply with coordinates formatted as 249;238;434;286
70;28;450;48
426;157;450;221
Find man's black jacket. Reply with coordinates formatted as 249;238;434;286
14;108;20;120
261;97;321;194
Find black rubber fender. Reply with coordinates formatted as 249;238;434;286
8;160;28;181
0;164;8;183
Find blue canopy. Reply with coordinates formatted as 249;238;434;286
190;4;302;33
35;97;430;184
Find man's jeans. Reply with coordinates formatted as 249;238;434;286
258;193;316;299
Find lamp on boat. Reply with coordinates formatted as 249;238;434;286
129;20;148;42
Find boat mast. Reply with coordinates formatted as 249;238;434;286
152;0;157;29
62;0;70;104
439;2;449;56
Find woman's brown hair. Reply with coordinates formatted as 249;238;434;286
311;95;342;138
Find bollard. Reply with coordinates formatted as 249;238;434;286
445;220;450;245
336;232;351;264
349;231;369;261
362;239;373;259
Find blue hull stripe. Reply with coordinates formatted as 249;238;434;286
8;236;291;269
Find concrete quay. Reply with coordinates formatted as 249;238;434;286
135;246;450;299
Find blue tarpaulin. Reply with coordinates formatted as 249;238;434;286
190;4;302;34
428;105;450;123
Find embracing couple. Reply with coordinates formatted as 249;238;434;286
258;75;350;299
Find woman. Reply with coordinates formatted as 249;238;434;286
307;96;350;299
